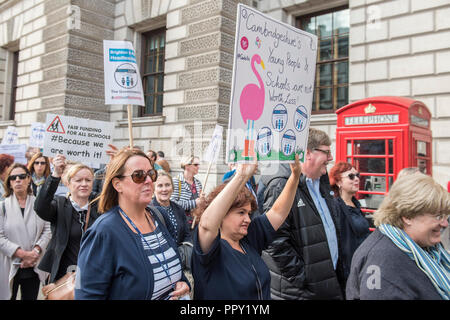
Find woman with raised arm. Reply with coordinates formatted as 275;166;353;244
34;154;100;284
192;155;301;300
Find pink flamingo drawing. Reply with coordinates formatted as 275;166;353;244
239;54;265;158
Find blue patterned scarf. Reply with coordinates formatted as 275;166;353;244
379;224;450;300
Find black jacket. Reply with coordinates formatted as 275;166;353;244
261;165;344;300
151;198;192;245
34;175;100;282
333;196;370;283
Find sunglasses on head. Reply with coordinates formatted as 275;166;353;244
120;169;158;184
34;161;46;166
9;173;29;181
346;173;360;180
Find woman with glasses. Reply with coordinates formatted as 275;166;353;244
27;152;51;197
34;154;100;285
0;164;51;300
75;148;190;300
329;161;370;285
347;173;450;300
172;155;205;228
191;155;301;300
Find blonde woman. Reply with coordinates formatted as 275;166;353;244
171;155;205;227
34;154;100;283
346;174;450;300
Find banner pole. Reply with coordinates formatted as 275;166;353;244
127;104;133;149
191;161;213;229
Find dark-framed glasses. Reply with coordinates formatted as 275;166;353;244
120;169;158;183
313;148;332;157
346;173;360;180
9;173;29;181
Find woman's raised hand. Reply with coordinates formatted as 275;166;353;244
235;160;258;180
52;154;66;178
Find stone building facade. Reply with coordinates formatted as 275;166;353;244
1;0;450;190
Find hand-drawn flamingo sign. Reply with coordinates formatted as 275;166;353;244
240;54;265;158
226;4;318;163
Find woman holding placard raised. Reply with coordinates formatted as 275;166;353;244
34;154;100;287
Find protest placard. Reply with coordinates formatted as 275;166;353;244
29;122;46;148
43;114;114;165
226;4;317;163
0;144;27;164
203;125;223;164
1;126;19;145
103;40;145;106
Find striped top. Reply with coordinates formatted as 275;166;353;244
171;173;203;212
141;220;182;300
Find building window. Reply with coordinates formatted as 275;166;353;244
296;7;349;113
9;51;19;120
141;29;165;116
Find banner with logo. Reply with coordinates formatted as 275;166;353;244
103;40;145;106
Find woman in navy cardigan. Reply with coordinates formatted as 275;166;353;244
75;148;190;300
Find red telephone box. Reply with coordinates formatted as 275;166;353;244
335;96;432;223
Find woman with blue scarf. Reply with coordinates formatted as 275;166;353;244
346;173;450;300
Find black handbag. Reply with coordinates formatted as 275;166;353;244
178;241;193;272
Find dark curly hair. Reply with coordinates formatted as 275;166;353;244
192;182;258;223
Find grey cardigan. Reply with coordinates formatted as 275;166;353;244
346;229;442;300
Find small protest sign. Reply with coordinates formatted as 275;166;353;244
103;40;145;106
226;4;318;163
203;125;223;164
0;144;27;164
43;114;114;165
1;126;19;145
29;122;46;148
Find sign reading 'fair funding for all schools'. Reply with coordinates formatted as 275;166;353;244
103;40;145;106
226;4;318;163
43;114;114;165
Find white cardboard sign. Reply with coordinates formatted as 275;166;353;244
203;125;223;164
43;114;114;165
103;40;145;106
1;126;19;145
29;122;46;148
226;4;318;163
0;144;27;164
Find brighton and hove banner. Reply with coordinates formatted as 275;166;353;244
226;4;318;163
43;114;114;165
103;40;145;106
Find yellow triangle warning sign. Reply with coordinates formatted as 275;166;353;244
47;116;66;134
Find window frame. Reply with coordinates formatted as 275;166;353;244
295;5;349;114
140;28;166;117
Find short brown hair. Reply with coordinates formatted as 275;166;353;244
307;128;331;151
192;183;258;222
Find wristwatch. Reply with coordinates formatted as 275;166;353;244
33;247;41;254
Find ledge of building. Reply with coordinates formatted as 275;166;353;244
310;113;337;125
117;115;165;127
0;120;16;129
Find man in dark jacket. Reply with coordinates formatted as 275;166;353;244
261;128;345;300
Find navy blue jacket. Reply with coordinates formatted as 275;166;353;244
75;205;189;300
